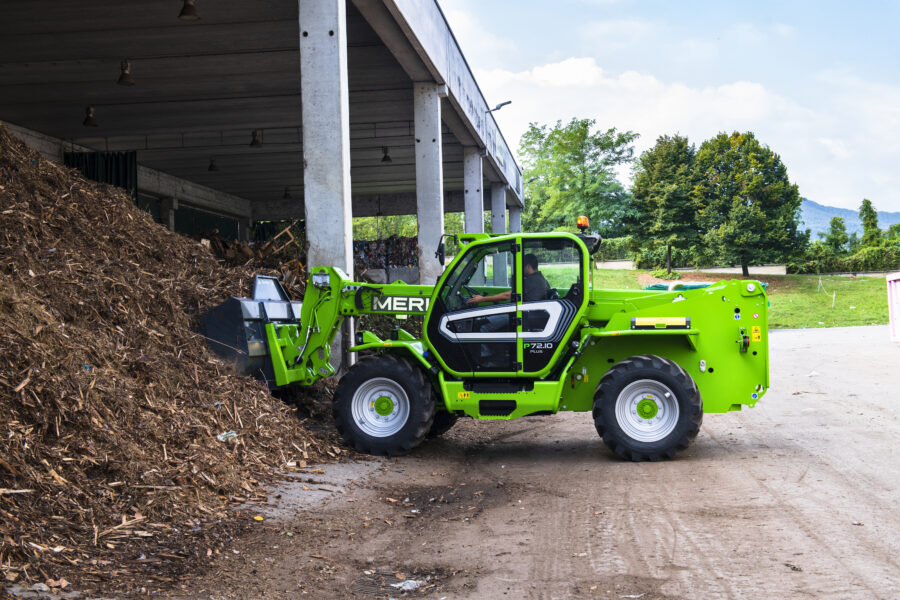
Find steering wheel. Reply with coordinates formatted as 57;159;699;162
452;284;479;309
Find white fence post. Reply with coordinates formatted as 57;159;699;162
888;272;900;343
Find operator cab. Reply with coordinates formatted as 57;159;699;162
425;233;588;377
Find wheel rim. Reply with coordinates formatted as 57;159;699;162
615;379;680;443
351;377;410;437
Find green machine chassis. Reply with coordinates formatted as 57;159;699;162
264;232;769;459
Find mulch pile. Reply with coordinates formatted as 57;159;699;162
0;125;343;594
205;222;307;298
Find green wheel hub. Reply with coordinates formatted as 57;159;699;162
373;395;395;417
636;397;659;420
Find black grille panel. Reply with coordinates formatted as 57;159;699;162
479;400;516;416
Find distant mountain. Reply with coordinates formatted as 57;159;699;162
800;199;900;239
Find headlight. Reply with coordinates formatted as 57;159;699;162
312;272;330;288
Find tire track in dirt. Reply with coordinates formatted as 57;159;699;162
704;424;898;599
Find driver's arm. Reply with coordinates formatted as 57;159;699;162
467;289;511;305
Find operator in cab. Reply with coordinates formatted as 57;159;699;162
467;253;551;305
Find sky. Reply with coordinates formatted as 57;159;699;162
440;0;900;212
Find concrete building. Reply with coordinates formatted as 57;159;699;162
0;0;524;286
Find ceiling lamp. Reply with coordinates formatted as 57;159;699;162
283;187;292;200
381;146;392;163
208;158;219;172
82;106;98;127
250;130;263;147
117;59;135;86
178;0;200;21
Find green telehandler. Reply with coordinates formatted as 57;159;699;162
203;224;769;461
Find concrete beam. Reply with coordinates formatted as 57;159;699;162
136;165;250;218
414;82;444;285
253;190;466;222
380;0;524;203
350;0;432;82
463;147;483;233
4;120;251;218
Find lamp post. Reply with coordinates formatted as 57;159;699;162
487;100;511;113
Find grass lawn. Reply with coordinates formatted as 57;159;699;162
591;267;643;289
761;274;889;329
589;268;889;329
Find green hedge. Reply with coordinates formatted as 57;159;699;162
788;240;900;274
633;244;708;270
596;236;634;261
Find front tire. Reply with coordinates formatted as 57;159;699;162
593;355;702;461
333;355;435;456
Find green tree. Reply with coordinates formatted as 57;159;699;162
519;118;637;235
820;216;850;254
886;223;900;241
631;135;699;271
352;214;417;240
693;131;807;276
352;212;465;240
859;198;882;246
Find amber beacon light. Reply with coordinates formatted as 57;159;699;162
576;215;590;233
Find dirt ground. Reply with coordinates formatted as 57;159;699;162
125;326;900;599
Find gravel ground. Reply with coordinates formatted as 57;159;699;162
90;326;900;599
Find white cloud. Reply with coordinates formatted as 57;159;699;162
580;19;657;52
440;1;518;69
772;23;796;37
475;56;900;211
730;23;767;44
818;138;851;160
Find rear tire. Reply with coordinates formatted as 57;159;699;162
593;354;702;461
333;355;435;456
426;411;459;438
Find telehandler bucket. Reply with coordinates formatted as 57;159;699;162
201;275;302;387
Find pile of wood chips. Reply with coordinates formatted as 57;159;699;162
0;125;341;593
204;222;307;298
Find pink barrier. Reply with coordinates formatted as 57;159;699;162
889;272;900;343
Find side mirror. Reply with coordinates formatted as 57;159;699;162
435;241;445;266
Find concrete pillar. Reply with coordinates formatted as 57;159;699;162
299;0;353;370
414;82;445;284
238;218;252;242
160;197;178;232
463;147;483;234
509;206;522;233
490;184;509;285
490;183;507;234
299;0;353;276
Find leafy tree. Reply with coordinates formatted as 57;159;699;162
631;135;699;271
519;118;637;236
693;131;807;276
887;223;900;241
352;214;417;239
859;198;882;246
819;216;850;254
352;212;465;240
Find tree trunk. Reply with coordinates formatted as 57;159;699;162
666;244;672;274
741;261;750;277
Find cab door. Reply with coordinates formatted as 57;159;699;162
517;236;586;375
425;240;519;375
